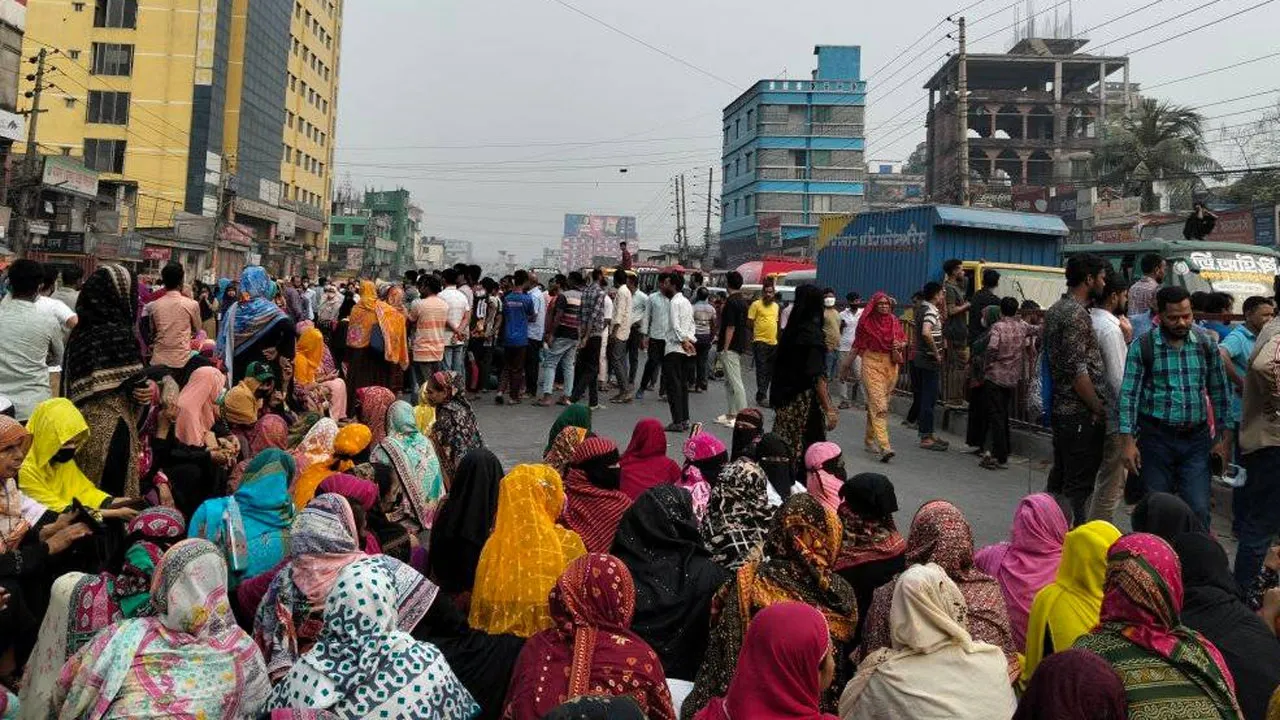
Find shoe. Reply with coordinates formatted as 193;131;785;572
714;414;731;424
556;397;571;406
716;417;736;428
634;390;646;401
614;393;634;404
494;396;505;405
979;456;1007;470
664;422;689;433
838;401;852;410
590;404;605;411
508;397;523;405
920;438;949;452
533;396;555;407
880;450;895;463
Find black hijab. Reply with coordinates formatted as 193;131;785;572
731;408;764;461
610;485;731;681
840;472;899;518
1172;532;1280;720
62;265;144;404
1132;492;1203;542
756;432;795;499
771;284;828;408
427;448;504;594
542;696;647;720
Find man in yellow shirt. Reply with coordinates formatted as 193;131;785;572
748;284;780;406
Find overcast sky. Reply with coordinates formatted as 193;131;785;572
333;0;1280;263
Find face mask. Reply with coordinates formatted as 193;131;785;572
823;461;847;484
824;297;836;307
51;447;77;464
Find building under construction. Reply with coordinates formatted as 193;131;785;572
924;29;1135;205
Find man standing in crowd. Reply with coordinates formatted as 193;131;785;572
36;265;76;331
981;297;1039;470
143;262;202;371
1044;253;1110;526
942;258;970;406
626;272;646;390
748;283;779;406
619;239;632;271
1233;290;1280;586
0;260;64;421
664;272;695;432
609;268;633;403
1220;296;1275;534
1087;277;1132;523
401;270;421;305
1127;253;1165;338
525;271;546;395
571;268;607;409
837;292;862;409
821;287;842;400
715;271;750;427
969;269;1000;342
439;267;470;378
536;272;583;407
1119;285;1234;530
408;275;448;395
638;275;671;401
51;266;83;312
496;270;536;405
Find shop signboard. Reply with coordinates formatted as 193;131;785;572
1253;204;1277;247
142;246;172;261
1011;186;1050;213
42;156;99;199
1093;196;1142;227
44;231;84;253
1208;208;1256;245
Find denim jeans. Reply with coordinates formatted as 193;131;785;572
539;337;577;397
442;344;465;375
915;366;940;437
1137;420;1213;529
1050;412;1107;526
1234;446;1280;588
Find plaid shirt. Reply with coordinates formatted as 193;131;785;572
580;282;608;335
1118;328;1235;435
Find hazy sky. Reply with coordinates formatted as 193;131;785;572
333;0;1280;263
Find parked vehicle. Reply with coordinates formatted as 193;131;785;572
1061;239;1280;308
962;261;1065;310
817;205;1068;303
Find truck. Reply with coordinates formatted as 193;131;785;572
816;205;1068;305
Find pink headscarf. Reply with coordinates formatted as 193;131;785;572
175;366;225;446
803;442;843;513
695;602;839;720
974;493;1068;648
291;494;366;604
680;432;725;523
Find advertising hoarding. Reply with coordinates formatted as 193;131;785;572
563;214;637;240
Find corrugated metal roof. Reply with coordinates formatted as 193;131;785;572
933;206;1070;237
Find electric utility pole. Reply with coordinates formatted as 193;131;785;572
704;167;712;256
957;16;970;206
15;47;49;256
678;173;688;264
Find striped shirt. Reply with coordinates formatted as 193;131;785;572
1118;327;1234;435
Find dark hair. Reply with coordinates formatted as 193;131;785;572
1244;295;1274;316
1102;275;1128;303
726;271;743;290
691;271;703;283
468;265;482;283
668;271;685;292
441;268;459;285
591;268;603;282
61;265;84;286
613;268;627;285
696;286;709;301
846;292;860;304
1020;299;1041;311
7;259;44;297
553;273;568;289
161;261;184;290
982;268;1001;288
513;269;529;287
823;287;836;296
1156;285;1191;313
1208;291;1234;314
568;271;584;287
41;264;58;290
403;270;417;281
1190;291;1209;312
1000;296;1019;316
1065;254;1108;288
1140;253;1164;275
920;281;944;303
421;275;442;294
481;277;498;293
943;258;963;276
317;277;328;286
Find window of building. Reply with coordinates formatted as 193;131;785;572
734;118;740;138
810;149;832;167
90;43;134;76
86;90;129;124
286;112;294;128
353;224;365;236
812;105;833;123
746;108;754;131
744;194;754;214
734;157;741;176
73;1;85;10
723;164;730;180
94;0;137;28
791;149;807;167
83;138;126;172
722;202;728;218
745;151;753;171
332;223;345;236
289;75;296;91
283;147;291;162
68;49;81;60
810;194;833;213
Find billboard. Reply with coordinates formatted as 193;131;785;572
563;214;637;241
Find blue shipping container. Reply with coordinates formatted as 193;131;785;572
816;205;1068;302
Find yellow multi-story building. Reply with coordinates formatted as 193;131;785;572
20;0;342;277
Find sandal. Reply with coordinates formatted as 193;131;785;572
880;450;895;463
920;438;949;452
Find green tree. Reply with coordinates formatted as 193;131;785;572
1093;99;1220;211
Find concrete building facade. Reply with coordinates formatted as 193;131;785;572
923;38;1133;205
719;46;867;267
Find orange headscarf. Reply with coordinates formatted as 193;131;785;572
345;280;409;369
294;327;325;385
292;423;373;509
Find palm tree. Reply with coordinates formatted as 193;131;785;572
1093;99;1221;211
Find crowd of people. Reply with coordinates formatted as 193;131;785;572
0;250;1275;719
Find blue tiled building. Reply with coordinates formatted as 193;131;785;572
720;45;867;266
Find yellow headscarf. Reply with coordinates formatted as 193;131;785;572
221;380;260;427
468;464;587;638
1021;520;1121;681
413;384;436;435
294;327;325;385
18;399;108;512
292;423;373;509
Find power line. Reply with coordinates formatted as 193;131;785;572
338;134;721;152
1072;0;1175;39
544;0;738;89
1125;0;1279;55
1146;51;1280;89
1092;0;1232;53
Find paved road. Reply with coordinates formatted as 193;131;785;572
470;376;1065;548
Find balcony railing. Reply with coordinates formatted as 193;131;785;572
758;166;807;180
756;166;867;182
811;122;865;137
758;121;865;138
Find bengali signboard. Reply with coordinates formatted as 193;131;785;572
1011;186;1050;213
42;156;99;199
1093;196;1142;227
1207;208;1256;245
142;246;172;262
1253;204;1277;247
